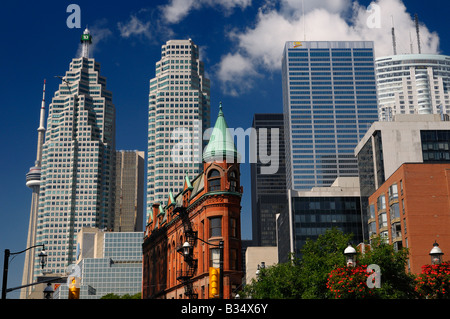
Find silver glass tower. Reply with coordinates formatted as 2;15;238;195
146;39;210;221
282;41;379;191
32;28;116;281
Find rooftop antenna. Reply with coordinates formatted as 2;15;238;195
415;13;421;54
391;16;397;55
409;32;414;54
35;79;46;166
80;26;92;58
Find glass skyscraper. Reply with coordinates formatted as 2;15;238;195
251;114;287;246
282;41;379;191
147;39;210;221
53;229;142;299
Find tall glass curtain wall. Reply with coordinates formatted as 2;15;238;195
283;42;378;191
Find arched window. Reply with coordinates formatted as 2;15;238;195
208;169;221;191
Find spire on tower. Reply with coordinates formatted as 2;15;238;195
80;27;92;58
38;79;46;132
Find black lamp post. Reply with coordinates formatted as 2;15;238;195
2;244;47;299
183;239;224;299
429;241;444;265
256;262;266;279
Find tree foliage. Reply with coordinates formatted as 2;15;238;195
358;236;416;299
240;228;419;299
415;262;450;299
100;292;141;299
240;259;303;299
326;265;375;299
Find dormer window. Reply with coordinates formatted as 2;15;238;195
208;169;221;191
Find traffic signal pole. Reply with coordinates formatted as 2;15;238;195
219;241;224;299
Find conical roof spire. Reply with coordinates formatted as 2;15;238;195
202;102;240;163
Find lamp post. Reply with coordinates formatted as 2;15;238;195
429;241;444;265
43;283;54;299
344;243;357;267
2;244;47;299
183;239;224;299
256;262;266;280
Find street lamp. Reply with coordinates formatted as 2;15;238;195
344;243;357;267
182;239;224;299
43;283;54;299
256;262;266;279
429;241;444;265
182;241;191;258
2;244;47;299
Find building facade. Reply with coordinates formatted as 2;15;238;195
33;28;116;281
368;163;450;274
147;39;211;221
355;114;450;240
53;228;142;299
376;54;450;121
114;150;145;232
282;41;379;191
250;113;287;246
142;106;242;299
277;177;363;263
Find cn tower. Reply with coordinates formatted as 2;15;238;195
21;80;46;299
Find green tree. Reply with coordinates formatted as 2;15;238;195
326;264;375;299
100;292;141;299
240;257;303;298
240;228;352;299
298;228;353;298
358;237;416;299
415;262;450;299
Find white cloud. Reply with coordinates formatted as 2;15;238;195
161;0;252;24
216;53;258;96
216;0;441;95
117;15;152;39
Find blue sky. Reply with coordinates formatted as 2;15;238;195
1;0;449;297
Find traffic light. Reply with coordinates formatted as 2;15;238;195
209;267;220;299
68;277;80;299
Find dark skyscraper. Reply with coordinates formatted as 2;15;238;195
251;114;287;246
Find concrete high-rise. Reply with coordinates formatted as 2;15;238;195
147;39;210;221
21;80;47;298
282;41;379;192
376;54;450;121
31;28;116;282
355;113;450;240
114;150;145;232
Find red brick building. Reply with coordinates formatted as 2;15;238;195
368;163;450;274
142;105;243;299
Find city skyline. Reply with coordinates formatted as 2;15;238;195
1;0;450;298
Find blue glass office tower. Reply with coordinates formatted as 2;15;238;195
282;41;379;191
